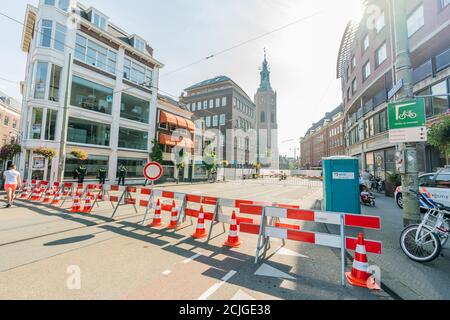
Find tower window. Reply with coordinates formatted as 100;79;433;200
260;112;266;123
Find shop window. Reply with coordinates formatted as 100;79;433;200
30;108;44;139
118;128;148;151
64;154;109;180
117;158;147;178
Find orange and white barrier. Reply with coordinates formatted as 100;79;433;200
252;205;382;287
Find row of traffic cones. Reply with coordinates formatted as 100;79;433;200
147;199;240;248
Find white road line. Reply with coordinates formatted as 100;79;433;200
162;270;172;276
198;270;237;300
183;252;203;264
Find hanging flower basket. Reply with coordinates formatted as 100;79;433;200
70;149;89;161
33;147;57;160
0;143;21;161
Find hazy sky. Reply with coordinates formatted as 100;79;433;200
0;0;364;156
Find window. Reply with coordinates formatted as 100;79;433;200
435;175;450;189
120;93;150;123
39;20;52;48
134;38;145;52
119;128;148;151
205;116;211;128
363;61;371;80
123;58;153;89
213;115;219;127
197;102;202;111
203;101;208;109
260;112;266;123
75;34;116;74
271;112;275;124
209;99;214;109
12;120;17;129
58;0;70;11
65;154;109;179
3;116;9;127
54;23;66;52
186;103;190;111
71;76;113;114
219;114;226;126
431;80;449;115
419;174;435;187
45;109;58;140
117;158;147;178
407;5;424;37
30;108;44;139
375;43;387;67
363;34;369;51
376;12;385;32
417;87;432;116
379;109;388;133
441;0;450;9
34;62;48;99
215;98;220;108
222;97;227;107
92;12;107;30
352;78;357;94
68;117;110;146
49;65;62;102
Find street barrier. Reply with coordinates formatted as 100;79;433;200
110;186;138;218
248;205;382;286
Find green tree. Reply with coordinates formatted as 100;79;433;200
204;150;218;181
149;139;163;164
0;143;21;161
428;115;450;165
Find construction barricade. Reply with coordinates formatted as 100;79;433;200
245;205;382;287
110;186;138;218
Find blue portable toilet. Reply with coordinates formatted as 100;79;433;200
323;156;361;214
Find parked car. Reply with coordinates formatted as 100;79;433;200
395;167;450;210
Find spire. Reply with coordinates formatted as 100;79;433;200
259;49;272;91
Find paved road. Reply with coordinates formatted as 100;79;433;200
0;182;390;300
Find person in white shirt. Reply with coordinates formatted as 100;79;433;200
3;164;21;208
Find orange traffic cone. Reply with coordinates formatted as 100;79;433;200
224;211;241;248
167;200;179;230
52;191;62;205
149;199;163;227
71;194;82;213
42;189;53;204
20;185;29;199
192;206;207;239
30;187;41;201
345;233;380;290
82;196;93;213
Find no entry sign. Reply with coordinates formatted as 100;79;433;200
144;162;163;181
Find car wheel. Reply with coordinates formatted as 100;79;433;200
396;194;404;209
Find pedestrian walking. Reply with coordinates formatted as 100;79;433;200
98;167;107;185
3;164;21;208
76;164;87;184
118;164;127;186
361;170;372;190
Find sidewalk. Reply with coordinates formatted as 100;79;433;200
325;195;450;300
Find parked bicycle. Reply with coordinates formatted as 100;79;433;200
400;189;450;263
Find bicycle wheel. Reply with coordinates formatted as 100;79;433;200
400;225;442;263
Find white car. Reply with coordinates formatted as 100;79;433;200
395;167;450;210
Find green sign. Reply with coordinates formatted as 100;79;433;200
388;99;426;130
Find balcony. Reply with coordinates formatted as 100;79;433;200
413;47;450;84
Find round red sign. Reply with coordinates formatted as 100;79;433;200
143;162;163;181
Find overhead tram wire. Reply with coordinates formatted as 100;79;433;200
0;9;326;99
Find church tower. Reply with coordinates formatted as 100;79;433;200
255;50;279;169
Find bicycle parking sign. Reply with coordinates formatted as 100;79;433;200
388;99;426;130
388;99;427;143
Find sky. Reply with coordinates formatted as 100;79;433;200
0;0;365;157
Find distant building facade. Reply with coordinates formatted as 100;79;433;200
300;105;345;169
255;52;279;169
0;92;21;168
336;0;450;178
180;76;257;168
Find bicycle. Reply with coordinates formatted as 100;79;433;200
400;190;450;263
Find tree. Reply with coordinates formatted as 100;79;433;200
204;150;218;181
149;139;163;164
428;115;450;165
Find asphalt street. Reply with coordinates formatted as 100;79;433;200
0;180;391;300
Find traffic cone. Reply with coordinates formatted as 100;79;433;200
42;189;53;204
82;196;93;213
51;190;62;205
167;200;179;230
192;206;208;239
149;199;163;227
345;233;380;290
30;187;41;201
20;186;29;199
71;194;82;213
224;211;241;248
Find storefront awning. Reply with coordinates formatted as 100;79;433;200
160;111;195;132
160;111;178;127
159;133;194;150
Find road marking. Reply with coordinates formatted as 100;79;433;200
183;252;203;264
162;270;172;276
254;263;296;280
198;270;237;300
276;247;309;258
